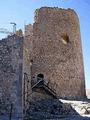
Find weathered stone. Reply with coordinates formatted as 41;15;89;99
0;7;87;120
32;7;86;99
0;35;23;119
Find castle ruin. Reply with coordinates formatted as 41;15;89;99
0;7;86;119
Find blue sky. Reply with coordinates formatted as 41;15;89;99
0;0;90;89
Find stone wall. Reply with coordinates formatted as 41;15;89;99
0;35;23;119
32;7;86;99
23;24;33;109
0;7;87;119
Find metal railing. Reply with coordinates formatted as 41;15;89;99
31;77;58;98
23;74;59;118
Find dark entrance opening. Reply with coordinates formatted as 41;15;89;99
37;74;44;81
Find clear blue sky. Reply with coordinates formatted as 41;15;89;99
0;0;90;89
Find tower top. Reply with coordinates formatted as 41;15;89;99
34;7;79;23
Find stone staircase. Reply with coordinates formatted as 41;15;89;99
31;78;57;98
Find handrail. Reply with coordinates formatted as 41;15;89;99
32;79;43;89
32;77;57;91
31;77;57;98
23;74;58;104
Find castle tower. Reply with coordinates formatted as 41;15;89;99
32;7;86;99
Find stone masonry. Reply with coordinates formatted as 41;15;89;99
0;35;23;119
0;7;86;119
32;7;86;99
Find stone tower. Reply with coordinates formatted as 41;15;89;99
32;7;86;99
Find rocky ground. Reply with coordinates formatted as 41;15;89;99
24;98;90;120
59;99;90;120
0;90;90;120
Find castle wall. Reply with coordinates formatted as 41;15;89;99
23;24;33;108
0;7;86;119
32;7;86;99
0;35;23;119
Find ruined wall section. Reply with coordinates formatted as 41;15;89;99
32;7;86;99
0;35;23;118
23;24;33;106
23;24;33;75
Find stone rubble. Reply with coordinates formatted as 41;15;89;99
24;99;90;120
24;99;78;120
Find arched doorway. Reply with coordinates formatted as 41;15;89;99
37;73;44;81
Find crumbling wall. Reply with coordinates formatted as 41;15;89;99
32;7;86;99
0;35;23;119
